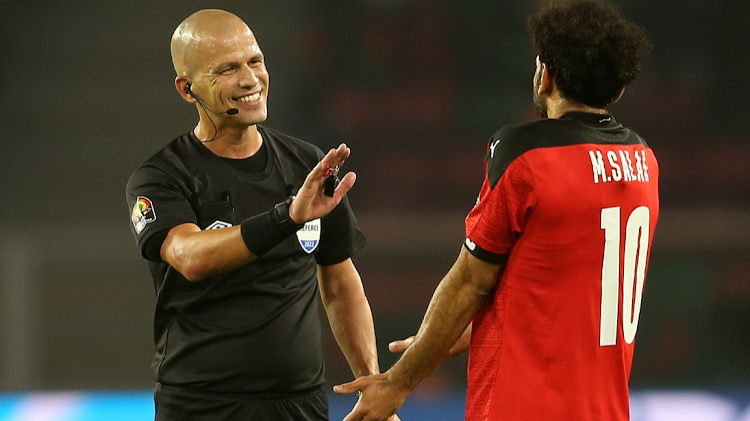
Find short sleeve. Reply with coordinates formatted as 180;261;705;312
126;164;197;261
314;195;367;266
464;154;536;264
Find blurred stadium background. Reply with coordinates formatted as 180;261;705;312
1;0;749;419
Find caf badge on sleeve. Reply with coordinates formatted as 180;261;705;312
132;196;156;234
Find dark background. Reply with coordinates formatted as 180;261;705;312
1;0;749;395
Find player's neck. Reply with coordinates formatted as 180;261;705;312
196;123;263;159
545;92;609;119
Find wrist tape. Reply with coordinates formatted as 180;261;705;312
240;198;304;256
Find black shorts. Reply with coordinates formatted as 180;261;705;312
154;383;329;421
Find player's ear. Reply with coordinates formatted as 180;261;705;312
534;56;553;97
611;87;626;105
538;60;553;96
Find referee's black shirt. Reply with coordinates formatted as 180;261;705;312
126;125;366;393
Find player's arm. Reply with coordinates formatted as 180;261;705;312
161;144;355;282
334;247;502;421
388;323;472;357
318;258;379;378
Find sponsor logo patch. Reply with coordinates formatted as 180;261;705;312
131;196;156;234
205;220;233;230
465;238;476;251
296;218;321;253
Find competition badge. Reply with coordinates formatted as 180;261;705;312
296;218;321;253
131;196;156;234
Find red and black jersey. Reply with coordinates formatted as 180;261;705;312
464;112;659;421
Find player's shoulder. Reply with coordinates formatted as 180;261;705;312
491;115;644;160
492;118;580;154
485;119;564;177
493;119;554;142
259;125;325;162
485;118;612;187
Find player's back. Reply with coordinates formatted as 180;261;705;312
464;112;659;421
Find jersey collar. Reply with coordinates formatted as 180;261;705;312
559;111;622;130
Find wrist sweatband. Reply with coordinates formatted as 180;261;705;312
240;196;305;256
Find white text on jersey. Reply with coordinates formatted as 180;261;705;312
588;149;650;184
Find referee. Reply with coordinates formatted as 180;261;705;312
126;9;398;421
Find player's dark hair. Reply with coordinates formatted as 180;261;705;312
528;0;652;108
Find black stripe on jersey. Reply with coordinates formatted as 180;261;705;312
464;238;509;265
485;112;648;189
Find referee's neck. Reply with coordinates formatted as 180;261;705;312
200;124;263;159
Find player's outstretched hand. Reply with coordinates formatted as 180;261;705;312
334;373;407;421
289;143;356;224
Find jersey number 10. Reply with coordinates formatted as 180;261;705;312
599;206;651;347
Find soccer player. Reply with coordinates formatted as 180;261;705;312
126;9;398;421
334;1;657;420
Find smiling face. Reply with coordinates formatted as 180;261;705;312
172;10;270;127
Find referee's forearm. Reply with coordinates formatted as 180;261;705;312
324;291;380;378
161;224;256;282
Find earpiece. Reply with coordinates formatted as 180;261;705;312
180;81;239;143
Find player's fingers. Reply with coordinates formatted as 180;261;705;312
388;336;415;354
333;376;365;395
341;408;363;421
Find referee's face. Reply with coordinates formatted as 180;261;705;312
196;26;270;126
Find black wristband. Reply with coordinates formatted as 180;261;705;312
240;196;305;257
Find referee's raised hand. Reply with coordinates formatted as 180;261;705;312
289;143;356;224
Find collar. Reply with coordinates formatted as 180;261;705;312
559;112;622;130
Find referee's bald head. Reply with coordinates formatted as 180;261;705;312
171;9;257;78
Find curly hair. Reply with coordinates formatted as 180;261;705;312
528;0;652;108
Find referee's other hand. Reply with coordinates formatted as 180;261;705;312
289;143;356;224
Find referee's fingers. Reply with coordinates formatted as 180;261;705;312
318;149;337;173
335;143;351;165
334;172;356;199
320;143;350;170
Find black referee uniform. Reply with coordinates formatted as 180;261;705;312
126;125;366;421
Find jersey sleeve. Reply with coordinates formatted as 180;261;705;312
126;164;197;261
464;137;537;264
314;195;367;266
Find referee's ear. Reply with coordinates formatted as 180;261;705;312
175;77;196;104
